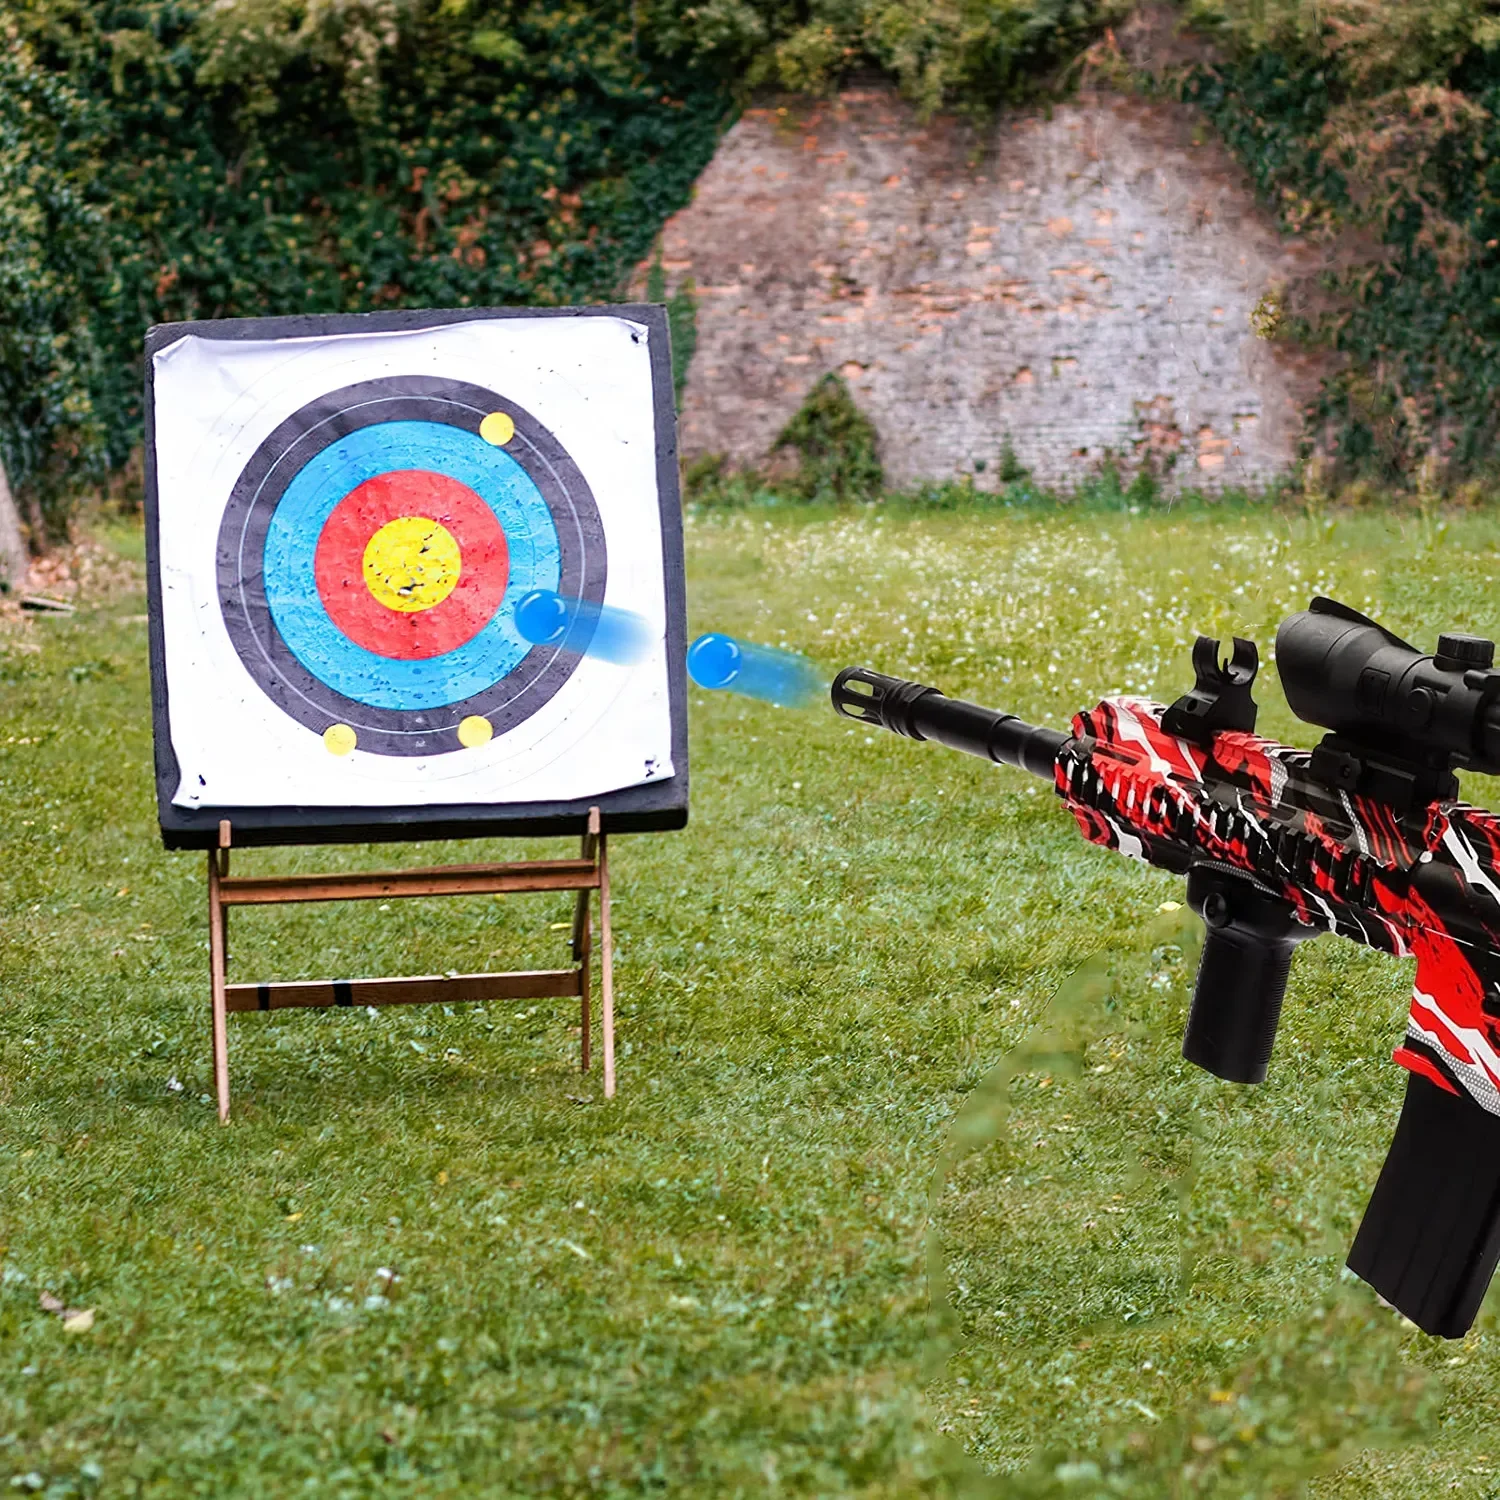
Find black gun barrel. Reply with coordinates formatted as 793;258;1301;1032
831;667;1068;779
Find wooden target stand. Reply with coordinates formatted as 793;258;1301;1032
204;808;614;1121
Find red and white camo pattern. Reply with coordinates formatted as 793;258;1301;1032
1056;696;1500;1116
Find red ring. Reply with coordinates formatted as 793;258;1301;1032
314;471;508;660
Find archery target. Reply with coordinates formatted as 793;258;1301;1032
149;313;677;814
218;376;606;757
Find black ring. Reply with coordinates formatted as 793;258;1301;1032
216;376;607;757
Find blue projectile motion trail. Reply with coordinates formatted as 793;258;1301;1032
514;589;653;665
686;633;824;708
515;590;826;709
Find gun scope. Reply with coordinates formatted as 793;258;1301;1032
830;667;1067;778
1276;597;1500;777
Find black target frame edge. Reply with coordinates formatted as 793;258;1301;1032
144;304;689;850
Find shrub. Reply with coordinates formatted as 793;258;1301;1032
772;372;884;505
646;251;698;405
0;28;120;541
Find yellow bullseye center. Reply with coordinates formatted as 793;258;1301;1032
363;516;462;613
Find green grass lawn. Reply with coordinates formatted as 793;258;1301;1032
4;501;1500;1496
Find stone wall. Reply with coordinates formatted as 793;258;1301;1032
640;86;1329;492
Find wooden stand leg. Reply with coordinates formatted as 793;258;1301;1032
573;809;600;1074
576;906;588;1074
575;894;592;1074
599;832;615;1099
208;847;230;1122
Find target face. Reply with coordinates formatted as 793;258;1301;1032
146;308;685;845
217;376;606;758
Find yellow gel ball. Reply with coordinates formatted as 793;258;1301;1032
480;411;515;446
458;715;494;748
323;724;357;755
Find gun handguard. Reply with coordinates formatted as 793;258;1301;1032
834;647;1500;1337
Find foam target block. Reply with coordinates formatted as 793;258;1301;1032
145;307;686;848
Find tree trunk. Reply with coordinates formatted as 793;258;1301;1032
0;457;28;592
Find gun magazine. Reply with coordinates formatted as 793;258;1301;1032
1347;1069;1500;1338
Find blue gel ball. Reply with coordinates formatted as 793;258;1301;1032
687;633;742;690
514;590;570;646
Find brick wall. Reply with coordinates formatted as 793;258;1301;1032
640;86;1329;492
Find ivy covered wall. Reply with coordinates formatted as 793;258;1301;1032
0;1;739;538
9;0;1500;530
1;0;1122;536
1177;0;1500;486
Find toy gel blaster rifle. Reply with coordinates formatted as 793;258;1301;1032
834;597;1500;1338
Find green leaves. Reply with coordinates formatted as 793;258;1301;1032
29;0;1500;519
774;373;885;506
1;0;1129;536
1180;9;1500;486
0;28;119;542
3;0;738;533
467;26;525;65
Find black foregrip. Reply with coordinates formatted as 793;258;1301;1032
1182;865;1312;1085
831;667;1067;778
1185;930;1294;1084
1347;1070;1500;1338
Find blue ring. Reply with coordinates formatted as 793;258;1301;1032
262;422;562;710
